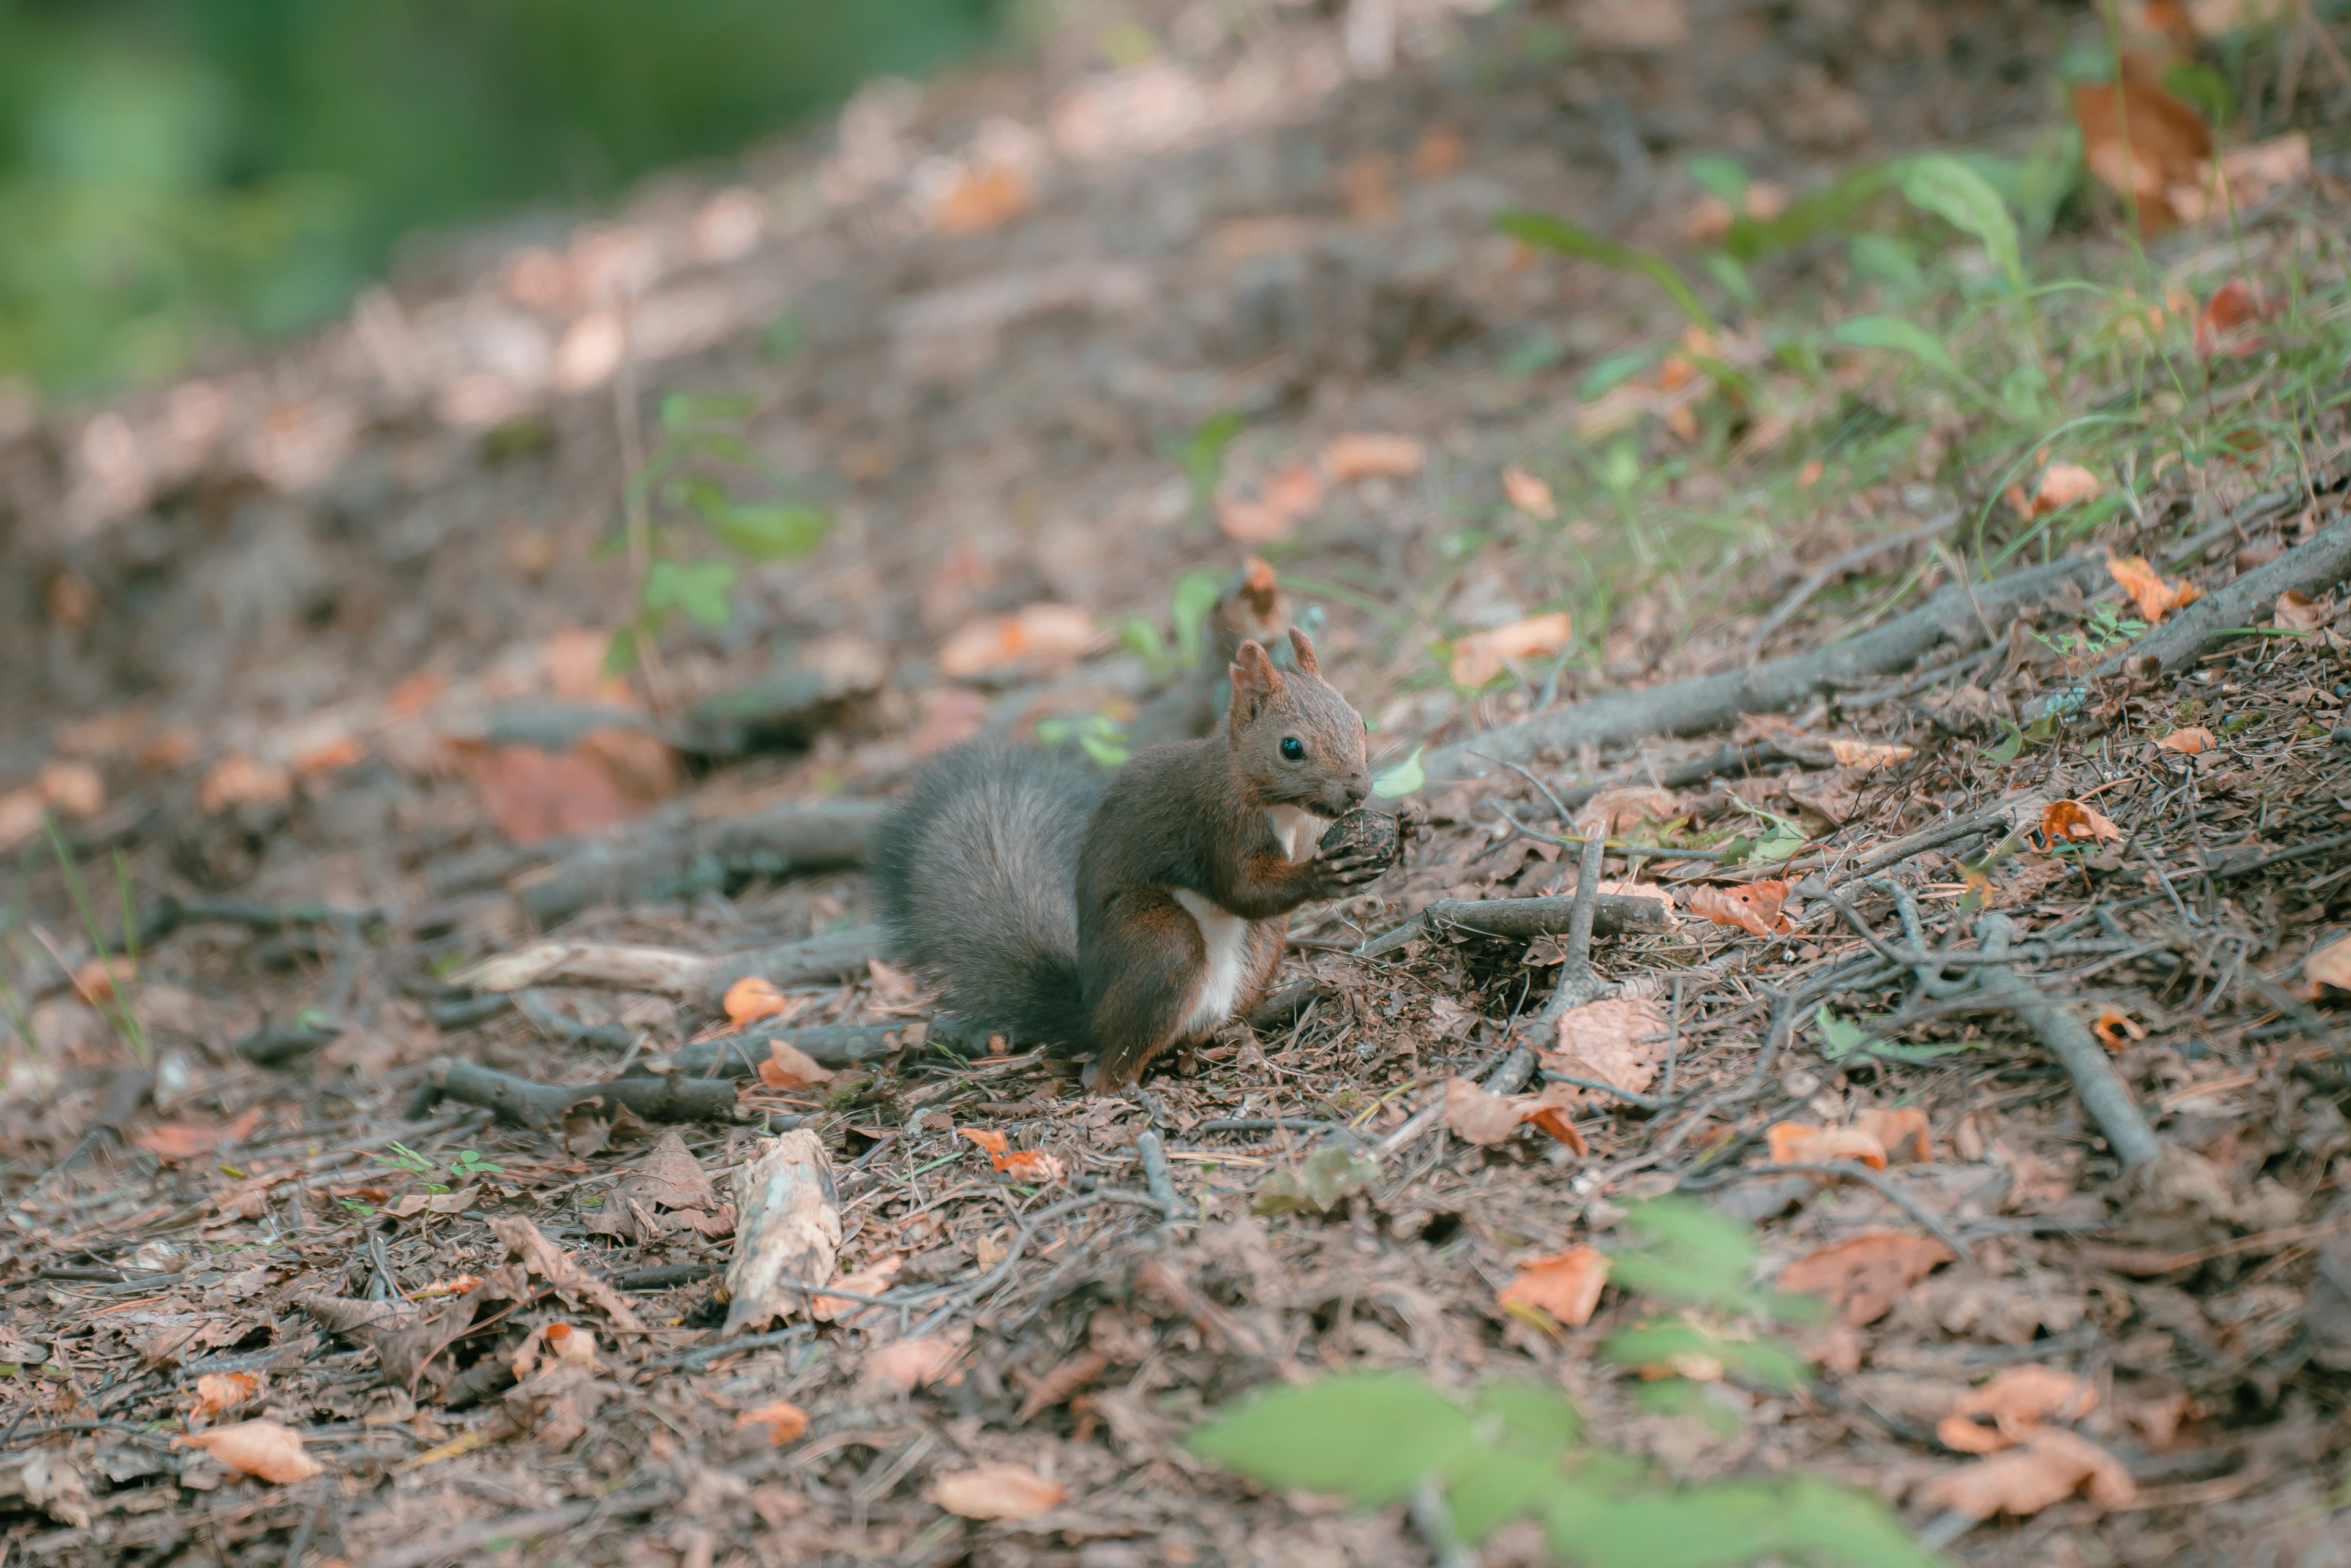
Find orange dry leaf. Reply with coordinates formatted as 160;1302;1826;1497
198;756;292;814
2041;798;2124;846
1502;467;1558;519
936;603;1097;680
39;760;104;818
931;165;1033;234
2009;461;2103;519
733;1398;810;1445
863;1334;965;1394
1779;1231;1954;1326
1449;612;1573;689
809;1256;904;1322
189;1371;260;1420
2304;937;2351;993
1321;432;1426;481
72;953;135;1005
2107;555;2200;623
2274;590;2334;632
133;1108;259;1163
0;789;43;851
1935;1365;2098;1454
2194;278;2273;359
1685;880;1793;938
931;1463;1068;1520
176;1420;323;1484
1828;739;1914;770
1853;1106;1932;1164
959;1128;1011;1158
464;744;633;843
1498;1246;1610;1328
2072;58;2211;233
1921;1426;2135;1520
1215;465;1322;544
1766;1122;1889;1170
997;1149;1067;1184
724;976;794;1025
2093;1008;2147;1049
2159;726;2215;754
292;734;366;778
758;1040;833;1090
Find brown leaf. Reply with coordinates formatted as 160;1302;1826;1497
2107;555;2200;623
2041;798;2124;846
465;744;633;844
634;1129;719;1212
937;603;1097;680
189;1371;259;1420
1935;1365;2098;1454
808;1256;903;1324
2012;461;2103;518
931;1462;1067;1520
1017;1348;1112;1422
1766;1122;1888;1169
1442;1077;1529;1146
1497;1246;1610;1327
930;164;1033;234
1217;464;1324;544
1521;1087;1590;1156
1853;1106;1932;1164
733;1398;810;1445
1685;880;1793;937
2073;59;2211;233
1575;787;1679;836
39;760;105;819
175;1420;322;1484
1780;1231;1954;1326
489;1215;650;1339
2093;1008;2147;1049
959;1127;1012;1158
1921;1426;2135;1519
864;1334;966;1394
1502;467;1557;519
2195;277;2273;359
1828;739;1915;770
509;1321;599;1381
2274;589;2334;632
758;1038;833;1090
198;756;292;814
2306;937;2351;993
2159;726;2215;754
722;975;792;1025
1544;996;1667;1108
997;1149;1066;1184
1450;612;1573;689
1321;432;1425;481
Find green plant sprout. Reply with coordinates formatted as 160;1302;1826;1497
1159;409;1244;520
371;1140;502;1193
42;815;144;1062
1116;569;1225;681
606;392;833;681
1032;712;1131;770
2031;601;2147;659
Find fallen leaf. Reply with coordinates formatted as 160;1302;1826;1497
2073;58;2211;233
1828;739;1915;770
809;1256;904;1323
1575;786;1679;836
133;1109;261;1162
724;976;797;1026
1780;1231;1954;1326
72;954;135;1006
2194;277;2273;359
733;1399;810;1445
1441;1075;1575;1149
2093;1008;2147;1049
1544;996;1667;1108
1577;0;1689;50
1450;612;1574;689
1594;879;1678;925
1853;1106;1932;1164
997;1149;1067;1184
1935;1365;2098;1454
198;756;292;814
38;760;104;819
175;1420;322;1484
2306;937;2351;993
1502;467;1557;519
2041;798;2124;846
959;1128;1012;1158
931;1462;1067;1520
189;1371;260;1419
2016;462;2104;518
489;1215;651;1339
1921;1426;2135;1518
758;1039;833;1090
509;1321;599;1381
464;744;634;844
0;788;44;851
1216;463;1325;544
864;1334;965;1394
931;163;1033;234
1521;1087;1591;1156
576;726;678;806
936;603;1097;680
1685;880;1793;938
291;734;366;779
2159;726;2215;754
1321;432;1425;481
2275;590;2334;632
1766;1122;1889;1170
2107;555;2200;622
1498;1246;1610;1327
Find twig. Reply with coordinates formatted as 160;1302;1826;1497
1968;915;2162;1169
1745;508;1962;658
1135;1128;1183;1218
1354;889;1672;961
405;1058;740;1128
1674;1160;1973;1262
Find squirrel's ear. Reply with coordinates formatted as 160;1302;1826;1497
1229;639;1282;726
1286;626;1320;677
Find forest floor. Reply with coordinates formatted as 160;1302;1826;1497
6;2;2351;1566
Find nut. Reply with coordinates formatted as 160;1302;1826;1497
1318;808;1401;870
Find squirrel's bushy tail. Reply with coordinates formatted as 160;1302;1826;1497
873;744;1103;1052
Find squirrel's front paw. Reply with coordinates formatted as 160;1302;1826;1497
1308;848;1386;896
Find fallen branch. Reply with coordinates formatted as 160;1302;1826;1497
1745;509;1961;657
1356;890;1673;961
1428;554;2105;779
405;1058;740;1127
519;800;887;925
2096;510;2351;678
667;1023;924;1077
453;923;883;1010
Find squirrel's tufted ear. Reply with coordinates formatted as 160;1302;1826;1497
1286;626;1320;677
1229;639;1283;728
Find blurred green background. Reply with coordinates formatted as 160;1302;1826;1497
0;0;1005;395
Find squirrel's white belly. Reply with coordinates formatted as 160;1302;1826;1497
1170;887;1250;1037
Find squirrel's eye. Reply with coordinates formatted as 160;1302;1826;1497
1280;737;1305;760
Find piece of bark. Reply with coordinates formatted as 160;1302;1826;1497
724;1130;842;1335
519;799;887;925
1356;890;1673;961
407;1057;738;1128
1428;555;2106;779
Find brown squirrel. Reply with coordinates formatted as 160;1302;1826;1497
876;628;1384;1087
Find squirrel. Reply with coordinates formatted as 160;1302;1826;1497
876;628;1385;1089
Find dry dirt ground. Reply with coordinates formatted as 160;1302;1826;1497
6;2;2351;1566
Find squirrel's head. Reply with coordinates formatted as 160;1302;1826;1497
1226;628;1370;817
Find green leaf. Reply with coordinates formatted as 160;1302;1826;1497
1700;251;1760;315
1373;747;1425;799
1495;210;1719;332
1556;1477;1944;1568
1187;1373;1478;1503
1813;1005;1868;1060
713;503;831;560
1999;363;2051;422
1846;233;1921;291
659;392;756;429
761;312;803;361
1686;154;1748;206
1830;315;1958;377
1981;718;2026;762
1474;1382;1583;1456
1117;615;1172;677
2162;62;2233;126
643;560;739;628
1502;331;1567;378
1445;1446;1566;1545
1169;568;1224;667
1077;732;1130;769
602;625;639;676
1578;347;1659;400
1251;1142;1381;1215
1900;154;2027;298
1164;408;1245;513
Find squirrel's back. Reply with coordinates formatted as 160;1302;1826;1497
872;744;1104;1051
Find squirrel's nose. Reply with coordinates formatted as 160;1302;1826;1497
1345;775;1369;807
